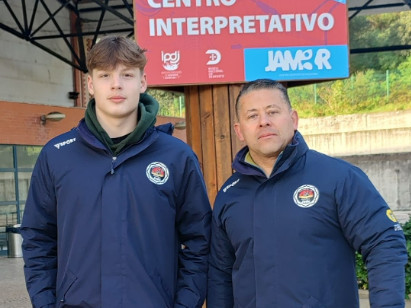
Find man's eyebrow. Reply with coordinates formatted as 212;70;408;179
246;104;279;112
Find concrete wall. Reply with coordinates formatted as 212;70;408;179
342;153;411;223
299;110;411;156
0;2;74;107
299;111;411;223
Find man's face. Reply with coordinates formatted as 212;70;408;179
234;88;298;162
87;64;147;123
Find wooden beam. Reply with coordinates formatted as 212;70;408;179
228;84;244;156
185;86;203;167
212;85;234;191
199;85;218;205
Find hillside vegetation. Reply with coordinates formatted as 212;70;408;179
287;11;411;118
288;60;411;118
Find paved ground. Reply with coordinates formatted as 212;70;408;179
0;257;31;308
0;256;409;308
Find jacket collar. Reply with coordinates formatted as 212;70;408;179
232;131;309;178
84;93;159;156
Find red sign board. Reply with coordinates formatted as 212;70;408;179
134;0;349;86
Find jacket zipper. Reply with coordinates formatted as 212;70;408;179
111;156;117;174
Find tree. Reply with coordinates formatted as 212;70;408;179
349;12;411;73
147;89;185;117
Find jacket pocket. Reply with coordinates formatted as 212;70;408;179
56;269;77;307
302;296;326;308
149;268;173;307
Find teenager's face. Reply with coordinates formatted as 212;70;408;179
234;88;298;162
87;64;147;122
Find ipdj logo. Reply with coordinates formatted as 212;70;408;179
162;51;180;71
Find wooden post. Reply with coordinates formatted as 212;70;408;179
185;84;244;206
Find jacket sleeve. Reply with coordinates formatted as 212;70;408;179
207;208;235;308
174;155;212;308
336;166;407;308
20;150;57;308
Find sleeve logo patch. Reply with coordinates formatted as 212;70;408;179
293;184;319;208
386;209;398;222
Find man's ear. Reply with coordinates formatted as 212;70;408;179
87;75;94;96
140;73;148;93
291;109;299;131
234;122;245;142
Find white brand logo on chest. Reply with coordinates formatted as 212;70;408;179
54;138;76;149
223;179;240;193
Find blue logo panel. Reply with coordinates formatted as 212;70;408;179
244;45;349;81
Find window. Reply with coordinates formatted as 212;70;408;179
0;145;41;227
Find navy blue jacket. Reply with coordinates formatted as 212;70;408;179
208;131;407;308
21;119;211;308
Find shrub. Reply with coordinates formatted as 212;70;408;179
404;220;411;298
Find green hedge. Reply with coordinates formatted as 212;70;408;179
356;219;411;298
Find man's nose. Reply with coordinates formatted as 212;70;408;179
259;113;271;126
111;75;122;89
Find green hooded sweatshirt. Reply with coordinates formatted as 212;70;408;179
85;93;159;156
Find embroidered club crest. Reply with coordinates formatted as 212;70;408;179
293;184;319;208
146;162;169;185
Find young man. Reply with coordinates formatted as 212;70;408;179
21;36;211;308
207;79;407;307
